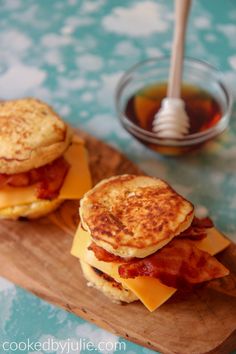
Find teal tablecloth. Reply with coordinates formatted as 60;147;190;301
0;1;235;353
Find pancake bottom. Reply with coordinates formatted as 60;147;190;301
0;198;63;220
80;260;138;303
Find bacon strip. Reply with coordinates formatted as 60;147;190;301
178;217;214;241
0;171;32;188
0;174;10;188
118;239;229;289
0;157;69;200
35;157;69;199
192;217;214;228
88;242;133;263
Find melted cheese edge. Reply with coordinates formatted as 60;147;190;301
71;225;230;312
0;138;92;209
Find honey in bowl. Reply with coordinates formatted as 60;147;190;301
125;83;222;155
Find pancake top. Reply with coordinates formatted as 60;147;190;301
80;175;194;258
0;98;72;174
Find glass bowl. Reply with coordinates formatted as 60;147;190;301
115;57;232;156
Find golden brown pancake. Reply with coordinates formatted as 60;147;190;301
80;175;194;258
80;260;137;303
0;98;72;174
0;198;63;220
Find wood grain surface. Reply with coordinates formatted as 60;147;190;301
0;131;235;354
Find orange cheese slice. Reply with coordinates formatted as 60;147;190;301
0;138;92;209
71;225;230;312
195;227;230;255
0;185;38;209
59;141;91;200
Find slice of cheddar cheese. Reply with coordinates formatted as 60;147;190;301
59;141;91;200
0;185;38;209
0;138;92;209
195;227;230;256
71;225;230;312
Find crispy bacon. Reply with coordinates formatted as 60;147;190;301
35;157;69;199
88;242;133;263
0;157;69;200
8;173;30;187
0;174;9;188
0;172;31;189
192;217;214;228
118;239;229;289
178;217;214;241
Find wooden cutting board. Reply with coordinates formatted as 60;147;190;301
0;130;235;354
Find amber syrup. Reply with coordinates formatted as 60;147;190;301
125;83;222;135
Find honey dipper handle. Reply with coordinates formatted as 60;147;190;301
167;0;191;98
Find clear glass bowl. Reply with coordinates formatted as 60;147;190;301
115;57;233;156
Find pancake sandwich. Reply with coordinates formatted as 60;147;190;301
0;98;91;219
72;175;230;311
